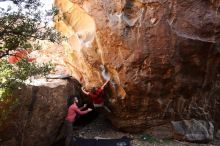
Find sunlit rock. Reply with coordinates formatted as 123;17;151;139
55;0;96;46
54;0;220;133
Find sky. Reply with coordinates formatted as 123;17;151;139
0;0;54;25
0;0;54;12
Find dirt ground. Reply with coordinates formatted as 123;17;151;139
72;114;220;146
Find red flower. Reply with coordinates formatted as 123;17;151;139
8;50;35;63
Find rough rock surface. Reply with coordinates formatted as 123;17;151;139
216;130;220;140
53;0;220;132
0;78;80;146
171;119;214;142
54;115;220;146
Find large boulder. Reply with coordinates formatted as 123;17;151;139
0;78;81;146
52;0;220;133
171;119;214;142
216;130;220;140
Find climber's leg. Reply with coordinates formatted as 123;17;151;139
65;120;73;146
103;105;111;113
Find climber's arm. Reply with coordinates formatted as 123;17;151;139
75;106;92;115
101;80;110;90
79;104;87;110
81;87;89;95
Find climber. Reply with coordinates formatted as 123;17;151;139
81;80;111;113
65;96;92;146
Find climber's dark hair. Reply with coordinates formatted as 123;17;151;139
92;87;96;93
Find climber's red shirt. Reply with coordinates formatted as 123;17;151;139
89;88;104;104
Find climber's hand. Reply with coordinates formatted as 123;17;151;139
83;104;87;108
88;108;93;112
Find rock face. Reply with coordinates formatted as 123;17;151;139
54;0;220;132
0;78;81;146
171;119;214;142
216;130;220;139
